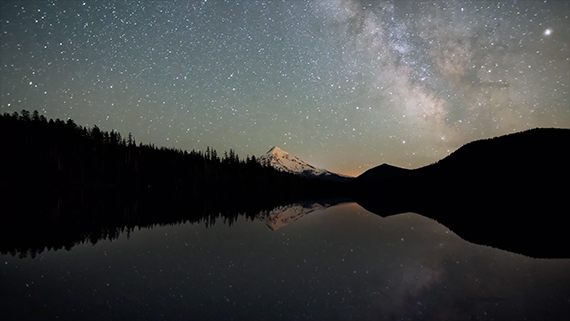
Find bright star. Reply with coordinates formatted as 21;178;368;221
544;29;552;36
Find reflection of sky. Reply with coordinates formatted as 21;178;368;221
1;1;568;176
1;203;568;320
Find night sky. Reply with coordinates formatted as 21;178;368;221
1;1;568;176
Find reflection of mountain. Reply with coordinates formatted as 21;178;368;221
258;202;334;230
352;128;570;258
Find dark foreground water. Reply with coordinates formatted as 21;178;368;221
1;203;568;320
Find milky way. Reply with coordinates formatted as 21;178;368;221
1;0;568;175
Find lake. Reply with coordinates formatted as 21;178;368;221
1;202;568;320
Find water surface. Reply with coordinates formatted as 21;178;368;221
1;203;568;320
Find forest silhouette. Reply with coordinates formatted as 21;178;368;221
0;110;346;200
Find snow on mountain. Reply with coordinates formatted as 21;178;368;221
259;146;325;175
258;146;353;181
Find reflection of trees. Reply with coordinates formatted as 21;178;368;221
0;188;347;257
0;110;349;257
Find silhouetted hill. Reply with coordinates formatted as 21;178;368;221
353;128;570;258
417;127;570;179
354;163;409;184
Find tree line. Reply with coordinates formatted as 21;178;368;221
0;109;338;198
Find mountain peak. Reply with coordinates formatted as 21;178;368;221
355;163;409;183
266;146;287;157
258;147;353;181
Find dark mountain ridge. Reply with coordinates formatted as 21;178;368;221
353;163;410;184
352;127;570;258
416;127;569;178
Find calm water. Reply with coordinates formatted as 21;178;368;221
1;202;569;320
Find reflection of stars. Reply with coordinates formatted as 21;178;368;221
544;28;552;36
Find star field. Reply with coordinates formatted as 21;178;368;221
1;0;568;176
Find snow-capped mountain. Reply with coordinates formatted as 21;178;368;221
258;146;353;181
